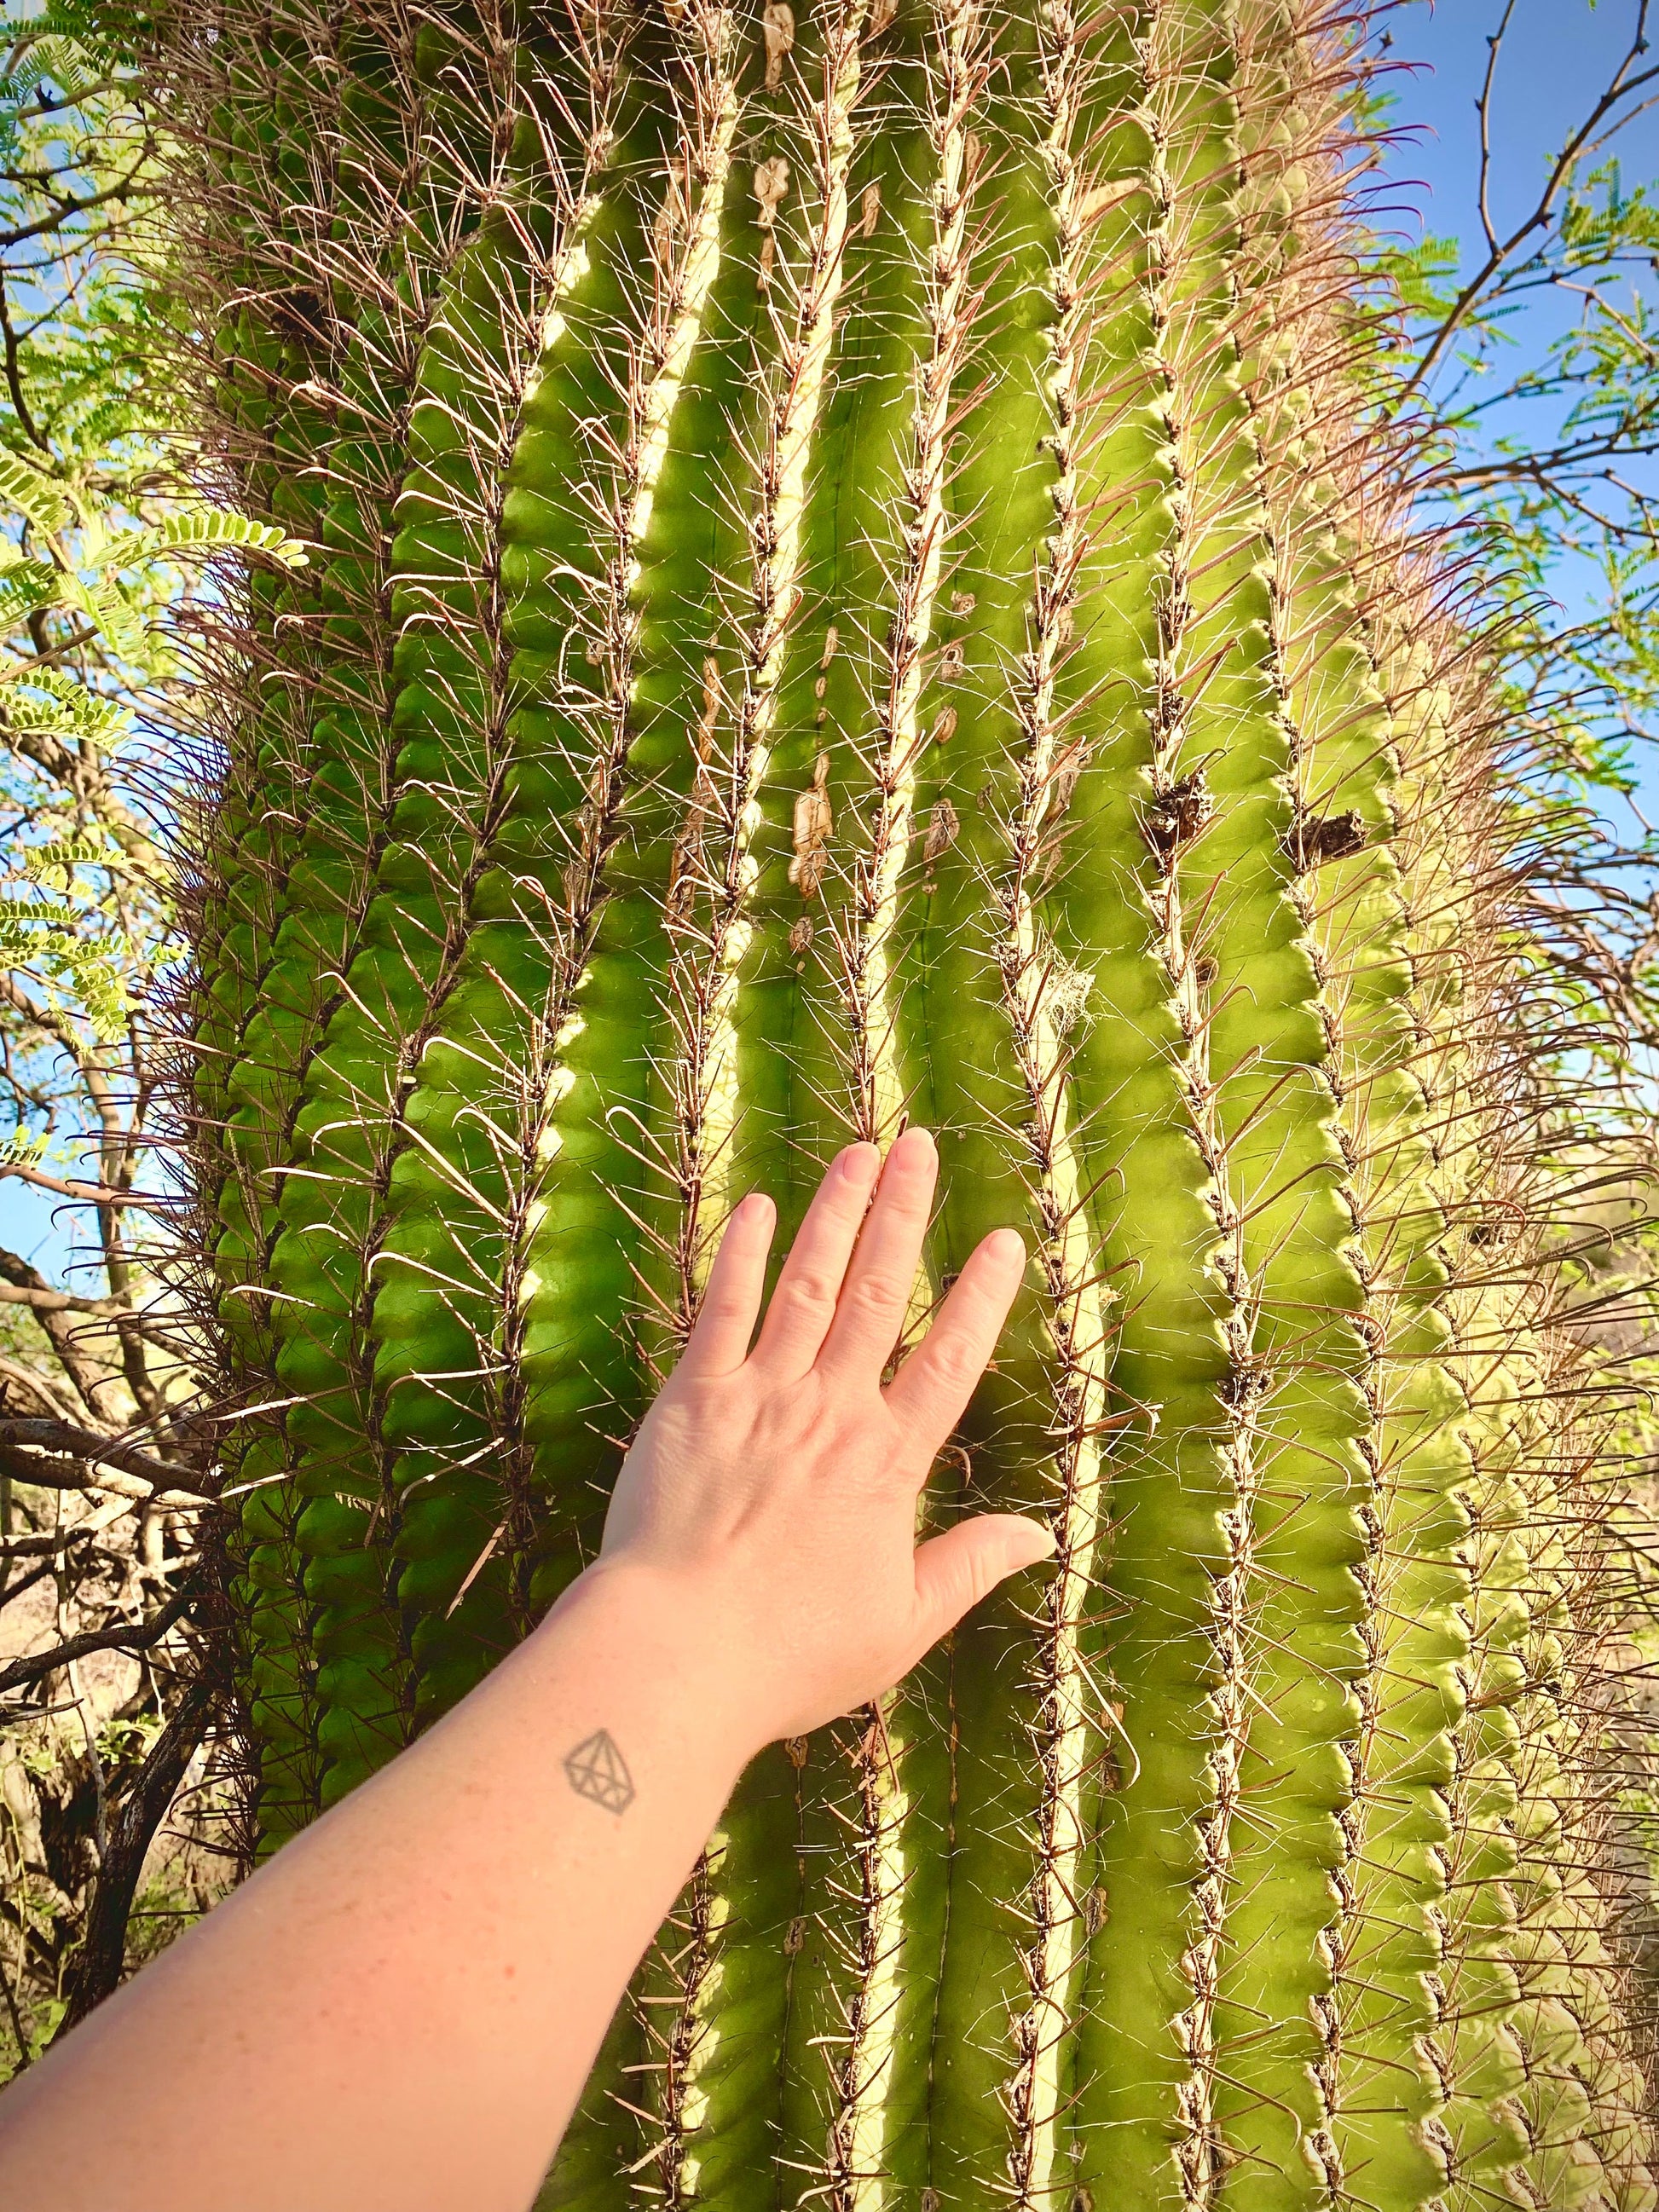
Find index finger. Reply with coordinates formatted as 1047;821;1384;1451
676;1191;776;1378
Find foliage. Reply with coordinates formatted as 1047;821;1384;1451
1363;0;1659;2022
0;14;297;2079
1368;0;1659;1071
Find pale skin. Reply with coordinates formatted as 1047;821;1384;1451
0;1127;1052;2212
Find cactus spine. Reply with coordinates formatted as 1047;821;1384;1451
181;0;1658;2204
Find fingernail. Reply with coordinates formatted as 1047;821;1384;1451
989;1227;1026;1265
841;1142;881;1181
737;1192;774;1224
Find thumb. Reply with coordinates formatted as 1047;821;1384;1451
912;1513;1055;1642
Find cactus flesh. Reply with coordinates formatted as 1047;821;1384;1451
182;1;1659;2204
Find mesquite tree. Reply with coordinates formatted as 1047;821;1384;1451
176;0;1658;2205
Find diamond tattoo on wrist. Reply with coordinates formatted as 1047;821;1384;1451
564;1728;635;1815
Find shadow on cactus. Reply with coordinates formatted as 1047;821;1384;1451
170;0;1659;2203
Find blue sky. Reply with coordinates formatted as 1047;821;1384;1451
2;6;1652;1277
1379;1;1650;243
1376;1;1657;649
1374;0;1659;923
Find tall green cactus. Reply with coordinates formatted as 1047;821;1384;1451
180;0;1658;2203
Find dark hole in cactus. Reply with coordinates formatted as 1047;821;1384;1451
1284;806;1367;871
259;284;327;343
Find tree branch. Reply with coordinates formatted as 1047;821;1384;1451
0;1160;174;1208
0;1579;198;1699
0;147;156;254
1;1523;105;1563
1476;0;1520;260
61;1666;220;2030
0;1418;211;1493
0;274;43;448
1401;4;1659;398
0;1279;122;1316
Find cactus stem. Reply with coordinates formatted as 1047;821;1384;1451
531;13;743;1200
626;10;743;569
807;16;999;2204
824;1703;914;2212
659;0;869;1295
640;1841;721;2208
222;14;631;1822
182;5;1659;2199
1142;177;1248;2212
275;41;634;1793
835;0;984;1147
647;13;871;2196
993;3;1119;2204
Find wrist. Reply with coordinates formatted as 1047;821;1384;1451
533;1554;770;1773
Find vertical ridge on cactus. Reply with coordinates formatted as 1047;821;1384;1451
171;0;1659;2204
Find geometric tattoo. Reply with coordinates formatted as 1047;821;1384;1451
564;1727;636;1815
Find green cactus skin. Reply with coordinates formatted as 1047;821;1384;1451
199;15;479;1843
187;0;1658;2204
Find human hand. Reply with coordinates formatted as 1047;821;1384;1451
593;1127;1053;1753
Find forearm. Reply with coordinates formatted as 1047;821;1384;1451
0;1133;1044;2212
0;1562;751;2212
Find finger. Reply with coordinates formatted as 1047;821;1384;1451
883;1226;1025;1451
749;1143;882;1378
912;1514;1055;1646
814;1126;939;1385
677;1192;776;1377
